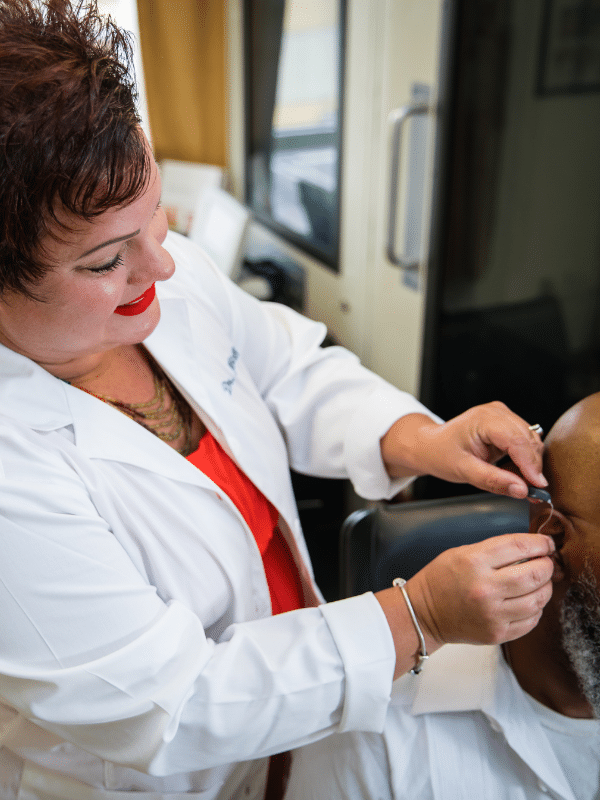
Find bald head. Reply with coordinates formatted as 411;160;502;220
544;392;600;526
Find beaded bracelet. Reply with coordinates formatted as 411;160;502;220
393;578;429;675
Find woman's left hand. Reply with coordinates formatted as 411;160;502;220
380;401;546;498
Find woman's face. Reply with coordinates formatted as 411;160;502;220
0;148;175;379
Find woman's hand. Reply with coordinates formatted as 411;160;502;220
380;402;547;498
376;531;555;679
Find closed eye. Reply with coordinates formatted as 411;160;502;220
87;253;125;274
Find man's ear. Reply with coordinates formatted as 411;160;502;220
529;504;567;582
528;503;553;533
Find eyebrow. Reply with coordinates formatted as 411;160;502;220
79;229;141;259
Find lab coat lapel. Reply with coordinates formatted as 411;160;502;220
145;298;316;598
147;296;297;522
144;296;222;426
66;384;211;488
0;306;214;488
0;344;73;431
0;299;306;566
66;297;295;516
66;298;217;487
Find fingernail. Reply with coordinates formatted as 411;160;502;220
537;473;549;486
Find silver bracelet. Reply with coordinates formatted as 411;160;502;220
393;578;429;675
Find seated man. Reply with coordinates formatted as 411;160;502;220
285;394;600;800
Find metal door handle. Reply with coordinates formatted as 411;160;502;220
386;102;430;270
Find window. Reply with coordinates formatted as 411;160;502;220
245;0;346;270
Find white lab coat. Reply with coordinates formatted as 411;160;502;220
0;232;437;800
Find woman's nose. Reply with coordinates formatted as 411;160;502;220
128;236;175;285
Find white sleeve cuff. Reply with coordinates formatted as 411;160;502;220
320;593;395;733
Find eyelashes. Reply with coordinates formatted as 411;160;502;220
85;203;162;274
87;253;125;275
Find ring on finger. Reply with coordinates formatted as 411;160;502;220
528;424;543;436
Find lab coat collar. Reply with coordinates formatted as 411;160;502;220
144;295;221;425
0;295;306;550
72;297;230;488
0;343;73;431
410;644;577;800
0;298;220;489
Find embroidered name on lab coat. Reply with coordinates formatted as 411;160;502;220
222;347;239;394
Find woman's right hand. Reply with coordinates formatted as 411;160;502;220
375;532;556;679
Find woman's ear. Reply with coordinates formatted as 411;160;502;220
529;504;567;582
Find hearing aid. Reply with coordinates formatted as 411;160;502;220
527;486;553;507
527;486;559;542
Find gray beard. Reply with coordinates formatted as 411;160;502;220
560;565;600;718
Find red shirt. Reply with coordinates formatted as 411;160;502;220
187;431;304;615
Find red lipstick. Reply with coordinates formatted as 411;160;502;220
114;283;156;316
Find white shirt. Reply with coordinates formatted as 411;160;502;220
526;695;600;800
285;644;599;800
0;232;439;800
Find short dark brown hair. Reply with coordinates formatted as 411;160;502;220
0;0;151;296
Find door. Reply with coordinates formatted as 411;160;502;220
351;0;446;395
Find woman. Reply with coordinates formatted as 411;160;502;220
0;2;554;799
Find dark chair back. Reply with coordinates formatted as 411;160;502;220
340;493;529;598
